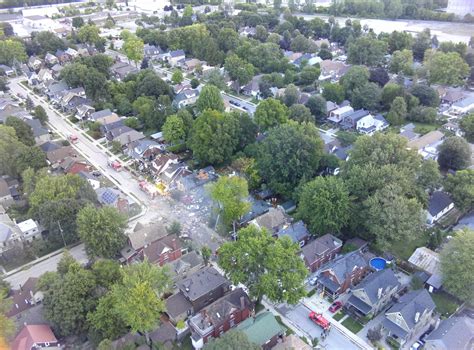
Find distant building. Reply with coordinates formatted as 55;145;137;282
446;0;474;16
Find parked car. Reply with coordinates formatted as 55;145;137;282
410;341;423;350
328;301;343;313
309;276;318;286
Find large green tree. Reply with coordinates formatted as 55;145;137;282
77;206;127;259
205;331;259;350
0;39;27;65
440;229;474;304
425;50;469;86
347;36;388;67
298;177;351;235
340;65;369;100
254;98;288;131
444;170;474;212
437;136;471;170
351;82;381;111
196;84;224;112
322;83;345;104
5;116;34;146
0;290;15;344
460;113;474;142
224;54;255;87
389;49;414;75
306;95;327;121
208;176;251;231
218;225;307;304
256;121;323;197
123;33;144;66
77;24;101;46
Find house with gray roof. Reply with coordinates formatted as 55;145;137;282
0;206;22;256
168;251;204;282
127;139;162;161
0;179;13;205
24;119;50;145
382;289;436;347
301;234;342;272
426;191;454;225
276;220;310;247
107;126;145;147
250;207;288;234
424;316;474;350
347;269;401;317
316;251;369;297
172;88;199;108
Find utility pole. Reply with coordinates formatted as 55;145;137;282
57;221;67;248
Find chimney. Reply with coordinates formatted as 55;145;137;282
240;296;246;310
377;287;383;299
414;312;420;323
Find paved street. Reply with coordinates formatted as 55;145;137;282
4;244;87;288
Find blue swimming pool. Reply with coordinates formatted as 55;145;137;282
370;257;387;271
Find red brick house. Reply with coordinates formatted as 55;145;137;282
189;288;252;348
143;234;182;266
316;251;369;297
300;234;343;272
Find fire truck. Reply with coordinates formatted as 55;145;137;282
309;311;331;331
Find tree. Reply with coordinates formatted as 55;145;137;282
77;206;127;259
201;246;211;266
352;82;381;111
218;225;307;304
33;105;48;125
340;66;369;100
347;36;388;67
408;106;437;123
365;185;424;251
0;290;15;343
322;83;345;104
412;28;431;60
254;98;288;131
189;110;239;165
111;261;171;335
206;70;226;90
445;170;474;212
298;177;351;235
306;95;327;121
224;54;255;87
205;331;260;350
289;104;313;123
123;117;139;130
0;39;27;65
256;122;323;197
386;96;407;125
163;114;186;148
77;24;101;45
381;83;404;109
460;113;474;142
171;69;183;84
5;117;35;146
390;49;414;75
417;159;441;193
425;51;469;86
369;67;390;87
110;141;122;154
440;229;474;304
196;85;224;113
92;259;122;289
123;34;144;67
72;16;85;28
388;31;413;53
410;84;439;107
208;175;250;231
283;84;300;107
298;65;320;85
437;136;471;170
190;78;199;89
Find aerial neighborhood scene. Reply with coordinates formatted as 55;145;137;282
1;0;474;349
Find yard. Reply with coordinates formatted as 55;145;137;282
341;316;363;334
333;311;345;321
432;292;461;318
389;230;430;260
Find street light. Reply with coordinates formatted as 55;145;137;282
57;221;67;248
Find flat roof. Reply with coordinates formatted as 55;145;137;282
17;219;37;233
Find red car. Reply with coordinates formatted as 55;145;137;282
329;301;343;313
309;311;331;331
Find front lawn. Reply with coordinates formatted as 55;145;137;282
333;311;345;321
432;292;460;318
341;316;363;334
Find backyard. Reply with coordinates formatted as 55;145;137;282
432;292;461;318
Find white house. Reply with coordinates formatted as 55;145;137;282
328;105;354;124
357;114;389;135
445;96;474;117
17;219;41;242
426;191;454;225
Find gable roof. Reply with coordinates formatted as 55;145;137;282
408;247;440;275
425;316;474;350
39;141;60;153
168;251;204;278
45;145;75;164
386;289;436;330
143;234;180;263
250;207;288;233
128;221;169;250
165;291;193;319
24;118;48;137
301;234;342;264
407;130;444;150
0;178;10;198
11;324;57;350
277;220;309;243
235;311;284;346
177;266;229;302
321;251;368;283
7;277;39;317
90;109;114;121
428;191;453;216
352;269;399;305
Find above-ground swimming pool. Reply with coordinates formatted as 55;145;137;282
370;257;387;271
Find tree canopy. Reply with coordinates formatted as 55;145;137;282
205;330;259;350
254;98;288;131
196;84;224;112
437;136;471;170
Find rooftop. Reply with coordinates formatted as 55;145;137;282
408;247;440;275
428;191;453;216
425;316;474;350
177;266;229;302
235;311;284;346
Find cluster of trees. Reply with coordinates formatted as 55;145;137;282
39;254;171;346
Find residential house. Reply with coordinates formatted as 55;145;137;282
168;251;204;282
316;251;369;297
144;44;162;59
276;220;310;247
319;60;350;82
149;321;177;349
28;56;43;71
95;187;127;213
340;110;389;134
183;58;205;72
0;206;22;256
408;247;443;293
440;89;465;106
173;88;199;108
249;207;288;234
242;75;263;98
75;104;95;120
0;178;13;205
274;335;312;350
424;316;474;350
7;277;43;318
36;68;53;85
26;71;39;86
426;191;454;225
60;88;89;113
45;80;68;102
239;198;271;226
121;221;169;263
50;63;63;79
17;219;41;242
89;109;120;125
346;269;401;317
143;234;182;266
407;131;445;160
100;119;124;136
152;153;179;174
107;125;145;147
168;50;186;67
60;157;89;174
44;52;58;66
65;47;79;59
11;324;59;350
235;312;284;350
446;96;474;117
293;53;322;67
78;171;100;190
39;141;60;153
382;289;436;347
176;267;230;312
44;145;76;166
127;139;162;161
301;234;342;273
24;118;50;145
166;291;194;324
176;166;217;193
111;61;139;80
0;64;15;76
189;288;252;348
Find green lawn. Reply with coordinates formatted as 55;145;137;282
389;231;430;260
412;122;441;135
432;292;460;318
333;311;345;321
341;316;363;334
